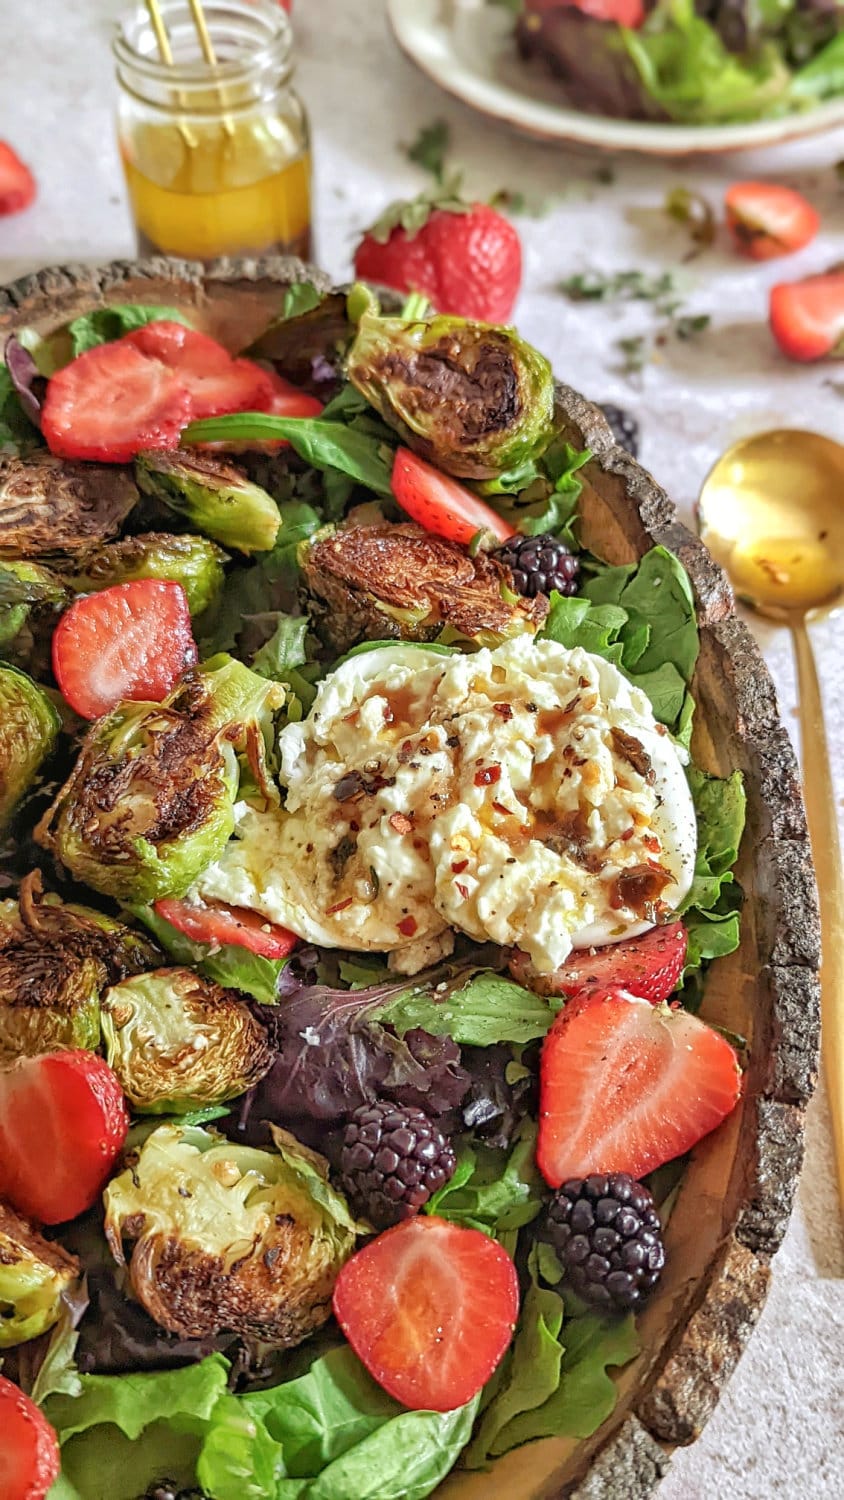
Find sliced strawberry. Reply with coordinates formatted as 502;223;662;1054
0;1378;60;1500
333;1215;519;1411
0;1050;129;1224
536;990;742;1187
769;273;844;362
53;579;197;720
391;448;515;548
154;897;299;959
510;922;688;1004
725;181;819;261
0;142;36;216
41;338;191;462
125;321;275;420
195;370;325;454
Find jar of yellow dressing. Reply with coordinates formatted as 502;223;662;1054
114;0;311;261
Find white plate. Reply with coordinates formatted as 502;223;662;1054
387;0;844;157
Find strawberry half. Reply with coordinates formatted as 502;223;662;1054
536;990;742;1187
0;1050;129;1224
0;1378;60;1500
52;579;197;720
333;1215;519;1411
510;921;688;1004
769;273;844;362
725;181;819;261
0;141;36;216
154;897;300;959
391;447;515;547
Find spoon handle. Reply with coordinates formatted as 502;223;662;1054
791;618;844;1203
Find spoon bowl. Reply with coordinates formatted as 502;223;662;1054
698;428;844;620
699;425;844;1210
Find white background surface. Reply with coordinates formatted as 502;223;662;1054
1;3;843;1495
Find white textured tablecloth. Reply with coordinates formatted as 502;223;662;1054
1;3;843;1495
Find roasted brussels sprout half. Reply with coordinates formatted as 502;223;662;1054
102;967;274;1113
135;451;281;555
0;871;159;1060
36;657;285;904
0;665;61;829
65;533;227;618
346;312;556;480
0;1199;81;1348
103;1123;362;1344
0;559;69;669
301;521;548;653
0;450;139;557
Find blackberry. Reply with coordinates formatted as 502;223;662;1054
598;403;640;458
339;1101;456;1230
541;1174;665;1312
496;533;580;599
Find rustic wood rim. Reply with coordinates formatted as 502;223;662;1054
0;255;821;1498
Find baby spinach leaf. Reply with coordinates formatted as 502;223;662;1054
541;595;628;656
280;283;326;321
682;767;746;913
302;1397;479;1500
183;417;395;496
66;304;194;359
377;971;556;1046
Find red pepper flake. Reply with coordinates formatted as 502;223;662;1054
643;835;661;854
455;882;470;899
493;702;513;720
619;827;635;842
326;897;353;915
451;859;469;874
389;812;413;835
474;764;502;787
397;915;417;937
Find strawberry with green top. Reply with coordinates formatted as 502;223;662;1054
0;141;36;216
354;186;522;323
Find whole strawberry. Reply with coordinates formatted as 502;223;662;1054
353;187;522;323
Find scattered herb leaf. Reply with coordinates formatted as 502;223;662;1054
404;119;452;184
664;186;716;256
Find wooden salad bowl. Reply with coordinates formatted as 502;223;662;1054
0;256;821;1498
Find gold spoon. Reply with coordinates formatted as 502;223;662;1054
698;428;844;1205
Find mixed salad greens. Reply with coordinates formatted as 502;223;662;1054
0;284;746;1500
514;0;844;126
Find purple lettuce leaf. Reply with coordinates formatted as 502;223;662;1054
4;335;47;428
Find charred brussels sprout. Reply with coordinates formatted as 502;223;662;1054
0;1199;81;1347
0;559;69;669
0;665;60;828
103;1123;363;1345
0;871;159;1060
301;522;548;653
102;967;274;1113
36;657;285;904
65;533;227;618
0;450;139;557
347;312;556;480
135;451;281;554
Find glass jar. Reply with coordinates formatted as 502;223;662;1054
113;0;311;262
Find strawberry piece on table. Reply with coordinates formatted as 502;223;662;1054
524;0;644;21
391;447;515;547
124;321;275;420
41;338;191;462
769;273;844;362
536;989;742;1187
53;579;197;720
154;897;300;959
725;181;819;261
510;921;688;1004
0;141;36;216
0;1377;60;1500
333;1215;519;1411
354;195;522;323
0;1050;129;1225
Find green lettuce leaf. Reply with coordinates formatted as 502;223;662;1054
375;970;556;1046
486;443;590;545
426;1119;544;1235
0;364;41;454
251;615;310;680
183;416;395;496
679;766;746;980
196;1394;285;1500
